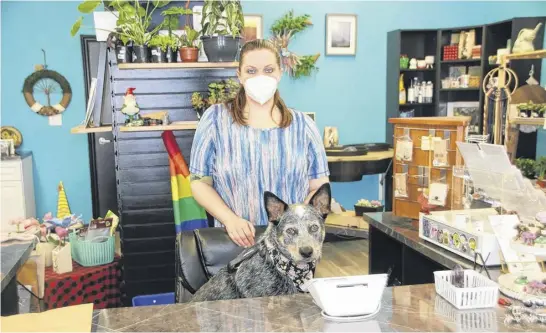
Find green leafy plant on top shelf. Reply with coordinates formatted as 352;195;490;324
201;0;244;37
515;158;537;179
148;34;170;51
191;79;240;118
180;25;201;48
71;0;171;45
160;6;191;37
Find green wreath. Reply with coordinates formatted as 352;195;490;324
22;69;72;116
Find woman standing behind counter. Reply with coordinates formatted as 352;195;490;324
189;39;330;248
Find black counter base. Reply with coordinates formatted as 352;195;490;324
369;224;448;286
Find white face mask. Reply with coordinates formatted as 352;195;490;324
243;75;278;105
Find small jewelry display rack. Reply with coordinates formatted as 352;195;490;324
388;117;471;220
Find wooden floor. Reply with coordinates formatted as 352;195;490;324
315;239;369;278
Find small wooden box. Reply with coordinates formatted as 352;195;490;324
388;117;470;220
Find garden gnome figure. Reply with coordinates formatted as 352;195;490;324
121;87;141;125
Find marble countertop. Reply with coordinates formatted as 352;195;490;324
1;240;36;291
92;284;540;332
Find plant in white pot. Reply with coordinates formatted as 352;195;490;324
71;0;171;63
200;0;244;62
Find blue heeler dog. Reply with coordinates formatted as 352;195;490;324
191;183;331;302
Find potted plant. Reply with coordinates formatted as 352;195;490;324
531;102;541;118
161;6;191;63
515;158;536;179
148;35;169;63
166;35;180;63
200;0;244;62
538;104;546;118
180;26;201;62
72;1;170;63
517;103;532;118
535;157;546;188
354;199;384;216
191;79;239;118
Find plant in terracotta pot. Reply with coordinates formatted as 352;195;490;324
515;158;537;179
535;157;546;188
191;79;239;118
200;0;244;62
148;35;170;63
179;26;201;62
354;199;383;216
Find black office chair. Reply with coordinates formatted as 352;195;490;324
175;226;266;302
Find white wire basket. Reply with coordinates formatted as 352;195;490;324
434;296;498;332
434;270;499;310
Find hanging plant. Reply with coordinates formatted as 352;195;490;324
269;10;319;79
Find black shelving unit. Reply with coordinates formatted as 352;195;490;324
386;16;545;145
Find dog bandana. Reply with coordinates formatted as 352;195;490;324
262;239;316;292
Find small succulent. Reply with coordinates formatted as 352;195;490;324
355;199;382;208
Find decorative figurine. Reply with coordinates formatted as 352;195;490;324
409;58;417;69
425;55;434;69
121;87;143;126
400;54;409;69
512;22;543;54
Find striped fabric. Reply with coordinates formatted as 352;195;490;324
162;131;208;233
190;104;329;227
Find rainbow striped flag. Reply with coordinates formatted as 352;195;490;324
162;131;208;233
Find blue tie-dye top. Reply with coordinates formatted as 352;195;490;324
189;104;330;226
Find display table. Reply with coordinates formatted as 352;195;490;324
44;258;122;310
1;239;37;315
92;283;538;332
364;212;502;286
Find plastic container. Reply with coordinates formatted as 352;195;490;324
132;292;175;307
434;270;498;310
69;233;115;267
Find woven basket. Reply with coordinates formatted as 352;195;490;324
69;233;115;267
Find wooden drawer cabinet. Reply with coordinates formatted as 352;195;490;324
1;154;36;232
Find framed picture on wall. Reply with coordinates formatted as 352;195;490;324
325;14;357;56
447;101;480;133
243;14;263;43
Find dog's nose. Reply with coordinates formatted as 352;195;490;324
299;246;314;258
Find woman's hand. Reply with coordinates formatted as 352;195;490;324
225;217;255;247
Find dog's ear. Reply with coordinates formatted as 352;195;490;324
309;183;332;218
264;191;288;225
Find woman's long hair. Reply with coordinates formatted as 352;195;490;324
226;39;292;128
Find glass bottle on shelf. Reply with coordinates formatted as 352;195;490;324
425;81;433;103
399;74;406;104
407;79;415;104
417;83;424;104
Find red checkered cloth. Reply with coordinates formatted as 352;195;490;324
43;258;122;310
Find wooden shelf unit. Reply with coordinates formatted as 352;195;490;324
117;62;239;70
71;125;112;134
509;117;545;126
119;121;199;132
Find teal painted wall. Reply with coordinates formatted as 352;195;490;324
2;1;546;216
1;1;94;220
